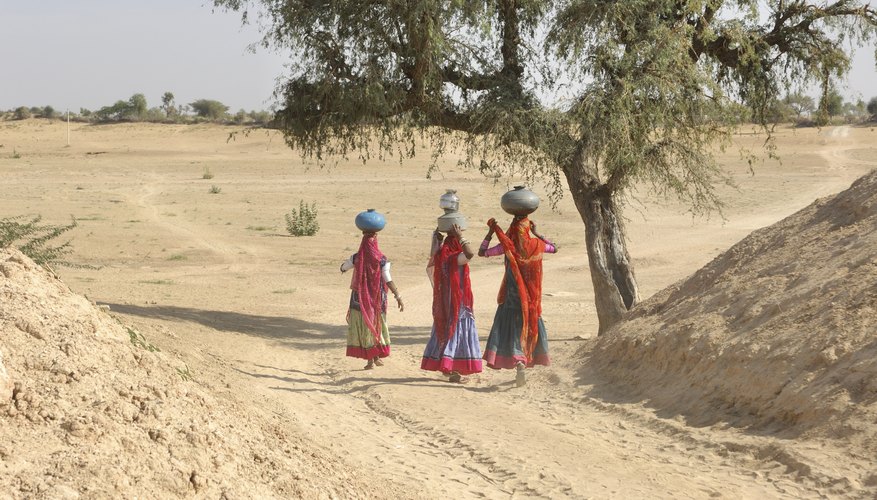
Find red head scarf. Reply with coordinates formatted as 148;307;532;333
352;233;386;342
487;217;545;364
432;235;473;346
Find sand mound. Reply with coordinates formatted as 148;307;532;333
588;169;877;441
0;248;374;498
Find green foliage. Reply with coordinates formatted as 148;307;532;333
95;93;149;122
215;0;876;215
95;100;130;121
285;200;319;237
825;90;845;117
868;97;877;117
816;88;845;126
202;167;214;179
161;91;176;117
127;327;159;352
215;0;877;331
129;94;147;119
176;364;194;382
42;106;56;119
208;185;222;194
190;99;229;120
784;93;816;123
0;215;77;266
13;106;31;120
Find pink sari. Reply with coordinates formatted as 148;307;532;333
351;234;387;344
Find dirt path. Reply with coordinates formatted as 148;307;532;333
4;121;874;498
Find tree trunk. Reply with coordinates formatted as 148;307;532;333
563;161;640;336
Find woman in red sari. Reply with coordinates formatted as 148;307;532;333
479;216;557;386
421;224;483;383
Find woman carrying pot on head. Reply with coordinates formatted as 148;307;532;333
478;187;558;387
421;191;483;383
341;209;404;370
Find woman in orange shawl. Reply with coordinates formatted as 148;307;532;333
479;216;557;386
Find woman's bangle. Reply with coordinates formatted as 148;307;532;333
459;238;470;246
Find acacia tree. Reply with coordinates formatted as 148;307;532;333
190;99;229;121
162;92;176;117
785;92;816;123
216;0;876;335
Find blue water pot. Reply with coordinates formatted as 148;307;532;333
355;209;386;232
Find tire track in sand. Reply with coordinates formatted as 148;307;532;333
131;172;262;265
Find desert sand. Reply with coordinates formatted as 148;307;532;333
1;119;875;498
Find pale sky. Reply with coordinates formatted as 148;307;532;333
0;0;287;113
1;1;875;114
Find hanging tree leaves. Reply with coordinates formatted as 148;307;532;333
215;0;876;334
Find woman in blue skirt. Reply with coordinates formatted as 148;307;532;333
479;216;557;386
421;224;482;383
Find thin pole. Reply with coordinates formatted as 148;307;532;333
66;109;70;146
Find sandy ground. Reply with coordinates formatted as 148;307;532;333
1;119;875;498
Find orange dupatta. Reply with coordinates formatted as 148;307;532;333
488;217;545;364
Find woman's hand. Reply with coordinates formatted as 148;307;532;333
448;224;463;239
530;220;545;240
395;295;405;312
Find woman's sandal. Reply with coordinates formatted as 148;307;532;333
449;372;463;383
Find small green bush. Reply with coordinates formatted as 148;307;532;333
208;185;221;194
127;327;159;352
202;167;214;179
0;215;77;266
285;200;319;237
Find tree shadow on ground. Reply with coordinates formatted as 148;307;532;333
104;302;432;352
235;367;469;395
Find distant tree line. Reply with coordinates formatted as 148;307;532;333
1;91;275;126
715;91;877;127
4;90;874;128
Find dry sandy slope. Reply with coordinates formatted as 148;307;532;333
587;169;877;492
0;247;388;498
1;119;876;498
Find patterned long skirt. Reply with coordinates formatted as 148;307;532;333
421;306;483;375
346;309;391;359
483;301;550;369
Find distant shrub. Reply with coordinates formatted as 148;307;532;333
14;106;31;120
202;167;214;179
285;200;319;237
0;215;77;266
190;99;229;121
208;185;221;194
